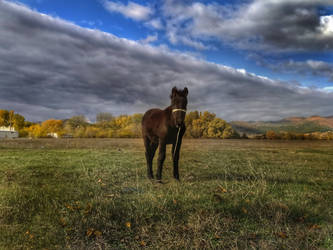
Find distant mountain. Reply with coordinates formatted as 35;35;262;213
231;116;333;135
283;116;333;128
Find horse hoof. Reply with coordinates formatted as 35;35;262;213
147;173;154;179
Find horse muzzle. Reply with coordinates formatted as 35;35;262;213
172;109;186;128
175;122;185;128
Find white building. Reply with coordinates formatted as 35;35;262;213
47;132;59;138
0;126;19;139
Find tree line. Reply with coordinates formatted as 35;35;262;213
1;109;332;140
0;109;240;139
264;130;333;140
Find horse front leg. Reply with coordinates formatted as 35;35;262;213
171;143;180;180
144;137;157;179
156;140;166;181
172;127;185;180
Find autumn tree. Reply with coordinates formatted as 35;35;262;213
96;112;114;128
41;119;64;136
266;130;278;140
127;113;143;137
0;110;25;131
110;115;129;130
109;114;143;137
206;118;227;138
66;115;88;130
185;111;200;138
184;110;238;139
188;111;216;138
26;124;43;138
201;111;216;123
84;126;99;138
191;119;206;138
222;125;239;139
13;113;25;130
8;110;14;127
0;110;9;126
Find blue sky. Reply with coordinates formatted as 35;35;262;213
1;0;333;121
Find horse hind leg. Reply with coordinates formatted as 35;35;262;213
144;137;158;179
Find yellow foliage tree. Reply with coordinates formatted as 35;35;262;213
0;110;10;127
191;119;206;138
266;130;277;140
8;110;14;127
109;114;142;137
84;126;99;138
96;112;114;128
41;119;63;132
41;119;64;137
222;125;238;139
206;118;227;138
200;111;216;123
0;110;25;130
26;124;43;138
185;110;238;139
185;111;199;138
13;113;25;131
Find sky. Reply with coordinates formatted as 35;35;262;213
1;0;333;122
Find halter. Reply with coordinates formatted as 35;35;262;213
172;108;186;159
172;109;187;113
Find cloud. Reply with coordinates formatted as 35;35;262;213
161;0;333;52
1;1;333;122
322;86;333;92
320;15;333;35
262;59;333;82
145;18;163;30
103;0;152;21
139;33;158;44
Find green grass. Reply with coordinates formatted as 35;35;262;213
0;139;332;249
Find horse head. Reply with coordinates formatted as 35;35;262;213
170;86;188;128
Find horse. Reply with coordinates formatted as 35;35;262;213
142;87;188;181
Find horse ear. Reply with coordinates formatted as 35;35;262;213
183;87;188;96
170;86;177;99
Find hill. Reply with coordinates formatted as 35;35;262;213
231;115;333;135
284;116;333;128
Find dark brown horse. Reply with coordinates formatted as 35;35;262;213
142;87;188;181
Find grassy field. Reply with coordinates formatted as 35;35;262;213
0;138;332;249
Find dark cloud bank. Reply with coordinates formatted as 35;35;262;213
1;1;333;122
272;60;333;83
162;0;333;52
